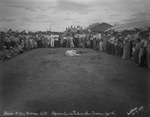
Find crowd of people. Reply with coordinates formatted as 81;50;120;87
0;30;38;61
0;29;63;61
0;27;150;70
95;30;150;69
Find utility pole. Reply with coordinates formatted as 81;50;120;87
49;25;51;35
50;26;51;32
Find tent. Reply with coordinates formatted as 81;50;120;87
112;20;150;31
84;22;113;32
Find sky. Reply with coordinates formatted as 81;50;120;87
0;0;150;32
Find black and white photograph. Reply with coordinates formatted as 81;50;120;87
0;0;150;117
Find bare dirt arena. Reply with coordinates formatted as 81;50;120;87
0;48;150;117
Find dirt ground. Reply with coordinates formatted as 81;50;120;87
0;48;150;117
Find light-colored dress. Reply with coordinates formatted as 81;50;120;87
51;36;55;47
70;36;74;48
138;40;144;64
103;37;107;52
132;42;140;63
99;40;103;51
122;38;131;59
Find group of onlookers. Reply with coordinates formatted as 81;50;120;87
62;28;150;70
0;30;64;62
88;30;150;69
0;28;150;70
0;31;38;61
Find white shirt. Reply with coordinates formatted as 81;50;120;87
97;33;101;39
110;36;115;44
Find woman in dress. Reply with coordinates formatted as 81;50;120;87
110;35;115;55
139;33;149;67
138;38;144;65
70;35;74;48
114;37;119;55
132;38;140;63
99;39;103;51
93;34;97;50
102;34;107;52
122;35;131;59
118;39;123;57
147;39;150;70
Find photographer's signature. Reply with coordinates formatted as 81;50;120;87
127;106;144;116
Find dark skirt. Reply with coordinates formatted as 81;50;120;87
63;41;66;47
90;40;93;48
133;49;139;63
0;41;5;51
139;47;147;68
11;41;16;47
130;42;133;58
122;42;131;59
93;40;97;50
110;43;115;55
5;42;11;50
54;41;60;47
37;40;43;48
147;53;150;69
118;46;123;57
74;38;79;47
115;45;119;56
66;40;70;48
106;42;111;54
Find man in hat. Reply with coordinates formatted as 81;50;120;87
66;34;70;48
51;34;55;47
139;32;149;67
4;34;11;50
70;34;74;48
